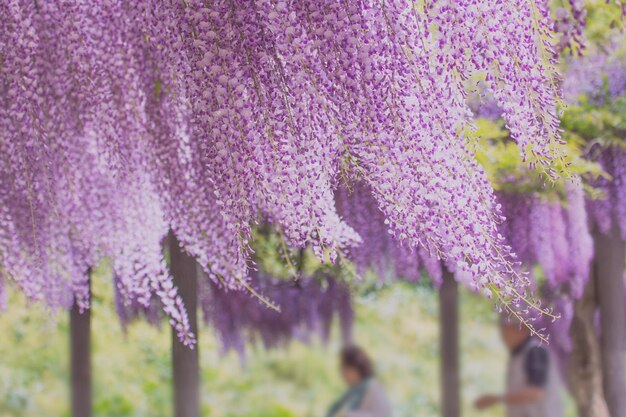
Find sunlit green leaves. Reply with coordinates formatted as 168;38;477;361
472;118;602;197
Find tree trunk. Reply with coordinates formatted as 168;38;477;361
439;267;460;417
169;233;200;417
70;276;91;417
567;275;609;417
595;228;626;417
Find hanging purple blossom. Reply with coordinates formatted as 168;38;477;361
497;184;593;298
200;270;353;356
0;0;580;335
336;182;443;285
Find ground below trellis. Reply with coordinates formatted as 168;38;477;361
0;272;576;417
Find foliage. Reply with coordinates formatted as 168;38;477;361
562;31;626;240
473;118;602;196
580;0;625;46
562;96;626;149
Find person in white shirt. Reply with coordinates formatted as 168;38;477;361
474;317;564;417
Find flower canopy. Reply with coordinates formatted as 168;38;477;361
0;1;593;342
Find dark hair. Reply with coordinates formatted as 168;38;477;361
340;345;374;379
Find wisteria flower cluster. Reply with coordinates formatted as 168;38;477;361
335;182;443;285
0;1;573;339
467;85;600;338
489;182;594;347
498;186;594;299
563;40;626;105
199;270;353;358
554;0;587;55
562;38;626;240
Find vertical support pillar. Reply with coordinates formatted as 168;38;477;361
440;267;460;417
170;233;200;417
595;228;626;417
568;275;609;417
71;276;92;417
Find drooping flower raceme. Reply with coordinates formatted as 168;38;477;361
554;0;587;54
496;185;594;346
498;185;593;299
199;270;353;358
0;1;194;344
335;182;442;285
563;38;626;240
0;1;571;332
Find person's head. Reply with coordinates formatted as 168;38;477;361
340;345;374;386
499;315;531;351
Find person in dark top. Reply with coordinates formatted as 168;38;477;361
326;345;392;417
474;316;563;417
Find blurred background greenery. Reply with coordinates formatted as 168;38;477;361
0;270;575;417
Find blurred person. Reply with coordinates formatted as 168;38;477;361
326;345;392;417
474;316;563;417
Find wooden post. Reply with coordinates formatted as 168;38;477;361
440;267;460;417
567;275;609;417
595;228;626;417
169;233;200;417
70;276;91;417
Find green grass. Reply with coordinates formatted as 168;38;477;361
0;275;574;417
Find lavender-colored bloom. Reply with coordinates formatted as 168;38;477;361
498;184;594;297
336;183;443;285
0;1;580;337
563;35;626;104
554;1;587;55
496;185;594;349
564;40;626;240
200;270;353;356
587;147;626;241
